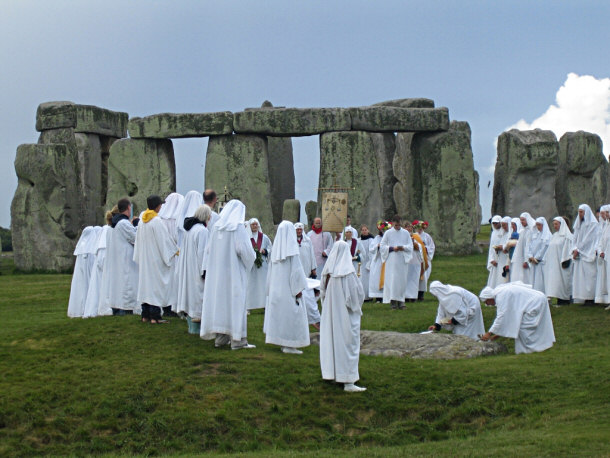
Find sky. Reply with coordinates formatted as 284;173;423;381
1;0;609;229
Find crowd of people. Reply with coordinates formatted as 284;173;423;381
70;190;610;391
486;204;610;308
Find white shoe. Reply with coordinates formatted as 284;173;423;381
344;383;366;392
281;347;303;354
231;343;256;350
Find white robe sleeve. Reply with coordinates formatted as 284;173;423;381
235;226;257;272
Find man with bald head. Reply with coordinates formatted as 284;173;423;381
203;189;220;230
307;217;334;276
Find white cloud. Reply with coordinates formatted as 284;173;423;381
506;73;610;156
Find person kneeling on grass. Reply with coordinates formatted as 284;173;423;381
320;241;366;392
479;282;556;354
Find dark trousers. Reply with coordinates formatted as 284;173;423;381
112;308;133;316
141;303;162;320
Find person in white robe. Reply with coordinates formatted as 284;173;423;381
339;217;359;241
380;216;413;309
200;200;257;349
357;225;374;301
527;217;551;293
175;205;211;333
133;195;179;324
544;217;573;304
158;192;184;315
486;215;504;288
296;222;321;329
99;198;139;315
343;227;364;275
404;222;423;302
247;218;272;310
479;282;556;354
307;217;334;275
428;281;485;340
418;221;436;296
67;226;102;318
594;205;610;304
175;190;204;248
319;240;366;392
368;221;391;301
82;221;111;318
571;204;601;304
510;212;537;283
263;221;309;354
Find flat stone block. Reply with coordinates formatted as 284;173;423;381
233;107;351;136
349;106;449;132
128;112;234;138
36;101;128;137
372;98;435;108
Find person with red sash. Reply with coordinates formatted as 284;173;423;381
247;218;272;310
307;217;334;275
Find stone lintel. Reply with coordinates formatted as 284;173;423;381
128;112;234;138
36;101;128;138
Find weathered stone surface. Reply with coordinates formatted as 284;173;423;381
310;330;507;359
128;112;233;138
372;98;435;108
305;201;318;229
36;101;128;137
349;106;449;132
319;131;396;231
492;129;559;221
264;103;295;224
106;139;176;216
556;131;607;218
392;132;418;219
11;143;81;271
282;199;300;223
233;108;351;136
204;135;274;232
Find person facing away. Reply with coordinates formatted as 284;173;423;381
263;221;310;354
203;189;220;232
200;199;257;350
479;282;556;354
67;226;102;318
99;198;139;316
380;215;413;309
428;281;485;341
319;240;366;392
133;195;179;324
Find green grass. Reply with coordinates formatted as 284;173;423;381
0;253;609;456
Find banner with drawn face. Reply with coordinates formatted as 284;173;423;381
322;192;348;232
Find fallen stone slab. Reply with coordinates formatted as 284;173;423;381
233;107;351;136
128;112;234;138
310;330;507;359
36;101;128;138
349;106;449;132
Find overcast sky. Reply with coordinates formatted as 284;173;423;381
1;0;609;229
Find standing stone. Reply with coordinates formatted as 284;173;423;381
556;131;607;219
410;122;480;254
319;131;396;231
282;199;301;223
392;132;419;220
205;135;274;232
106;138;176;216
305;201;318;229
492;129;559;221
11;143;81;271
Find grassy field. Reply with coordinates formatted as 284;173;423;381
0;252;609;456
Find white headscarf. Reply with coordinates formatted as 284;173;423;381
479;286;495;300
533;217;552;243
511;217;521;234
214;200;246;232
520;212;536;229
552;216;572;239
158;192;184;220
73;226;102;255
574;204;598;229
429;281;463;315
321;241;355;278
175;190;203;230
249;218;262;238
480;281;532;300
491;215;501;224
294;222;305;230
271;220;300;262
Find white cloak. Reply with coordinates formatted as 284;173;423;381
358;237;374;300
247;232;272;310
67;226;101;318
297;234;320;324
594;221;610;303
489;283;556;354
380;228;413;303
405;238;423;300
175;223;209;319
430;282;485;341
82;225;110;318
133;216;179;308
572;206;600;302
543;224;573;301
368;235;384;298
99;218;139;312
200;210;255;341
307;230;334;273
487;226;506;288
